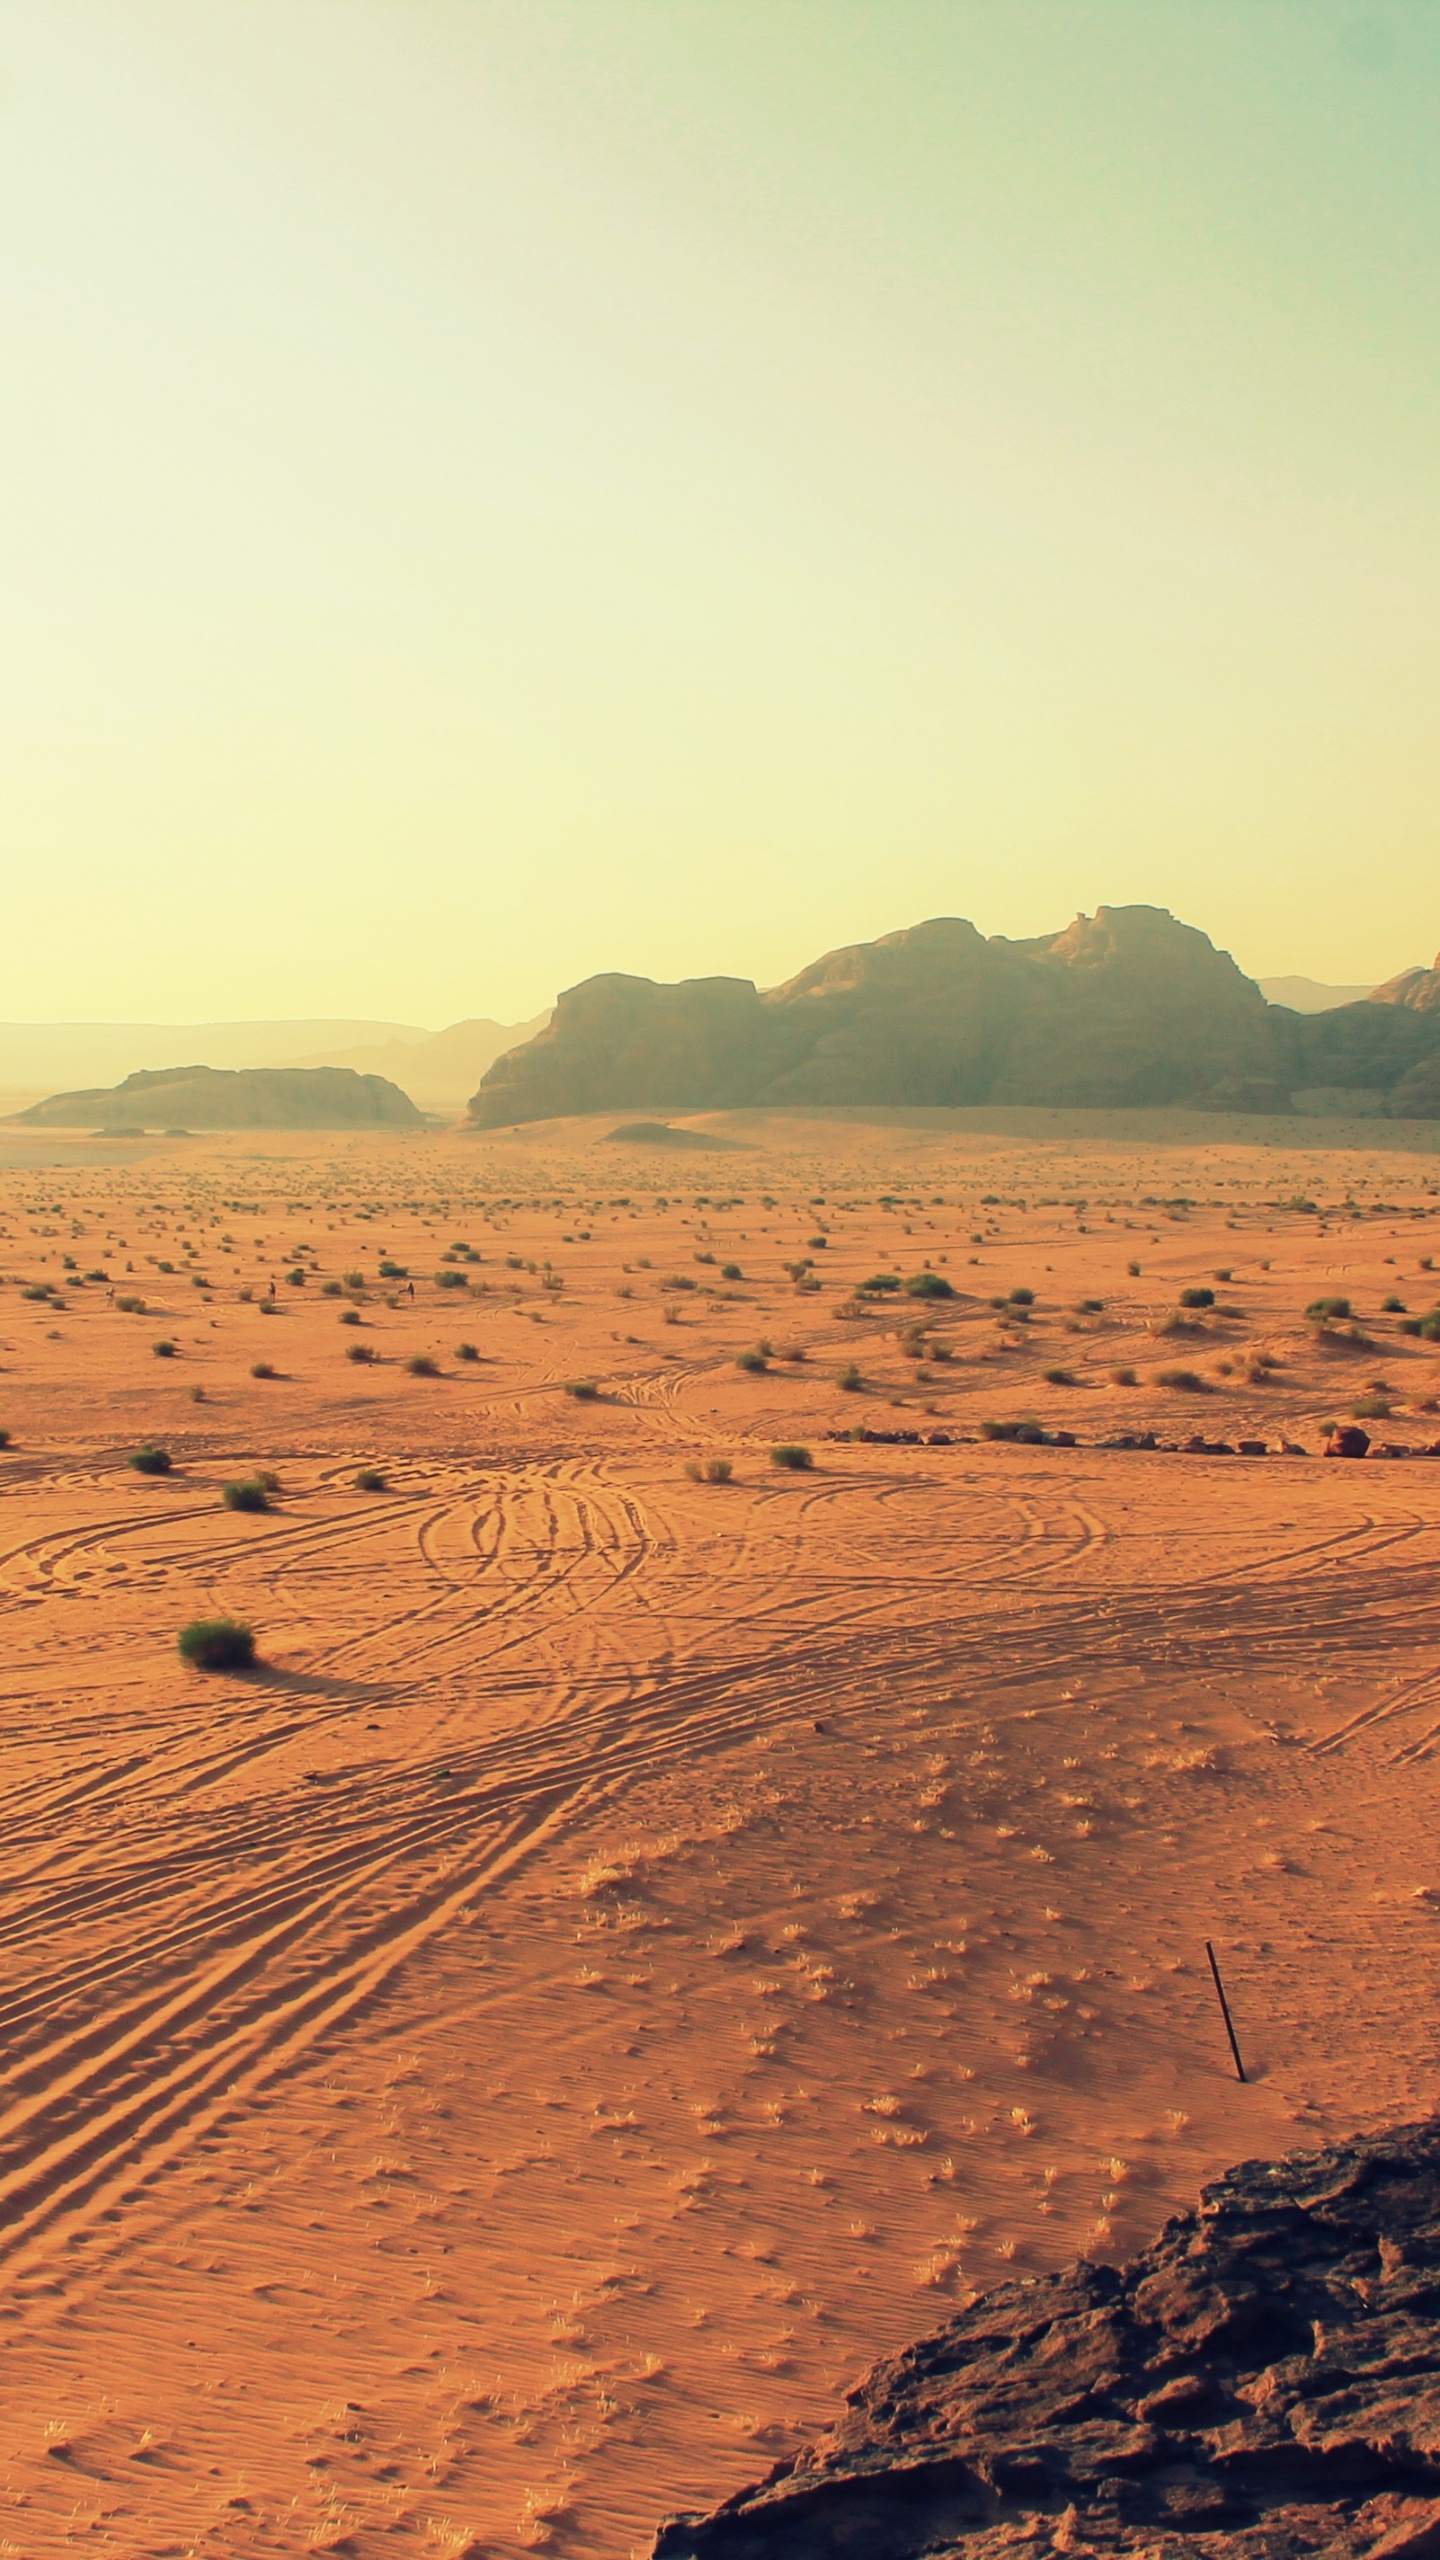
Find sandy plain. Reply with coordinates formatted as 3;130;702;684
2;1103;1440;2559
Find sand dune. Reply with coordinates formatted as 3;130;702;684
1;1108;1439;2555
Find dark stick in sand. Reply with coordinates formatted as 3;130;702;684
1205;1940;1246;2083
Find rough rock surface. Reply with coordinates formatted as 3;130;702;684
1371;953;1440;1016
653;2121;1440;2559
13;1063;423;1130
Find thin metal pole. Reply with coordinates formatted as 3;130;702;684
1205;1940;1246;2084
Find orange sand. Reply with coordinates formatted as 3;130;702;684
2;1105;1440;2557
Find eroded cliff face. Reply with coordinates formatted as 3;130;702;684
1371;955;1440;1017
470;906;1282;1126
654;2121;1440;2560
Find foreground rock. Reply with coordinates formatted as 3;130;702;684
13;1063;423;1130
654;2121;1440;2558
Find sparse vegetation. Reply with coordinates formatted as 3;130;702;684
721;1262;743;1280
153;1339;177;1358
1153;1366;1210;1392
1042;1366;1078;1386
565;1378;600;1399
456;1340;480;1361
222;1477;271;1512
345;1342;376;1363
250;1359;277;1379
1179;1287;1215;1309
770;1442;813;1470
735;1347;769;1373
903;1271;954;1299
406;1354;440;1377
836;1362;863;1391
127;1443;172;1475
178;1617;256;1671
684;1455;733;1484
338;1307;361;1326
354;1466;387;1491
1110;1365;1138;1386
1307;1295;1353;1324
1351;1395;1393;1419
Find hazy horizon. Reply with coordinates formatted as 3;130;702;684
3;2;1437;1023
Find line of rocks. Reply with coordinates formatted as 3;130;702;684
822;1425;1440;1460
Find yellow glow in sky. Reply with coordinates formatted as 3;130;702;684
1;0;1436;1022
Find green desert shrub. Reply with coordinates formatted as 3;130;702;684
378;1260;407;1279
223;1477;271;1511
859;1273;901;1294
721;1262;743;1280
735;1347;768;1374
1042;1367;1078;1386
250;1359;277;1379
354;1466;387;1491
1350;1395;1392;1419
321;1278;343;1297
406;1354;440;1377
1179;1287;1215;1309
116;1293;146;1313
684;1454;733;1484
836;1363;863;1391
127;1443;172;1475
903;1271;954;1300
345;1342;376;1363
1383;1296;1406;1313
1153;1366;1210;1392
435;1269;467;1289
338;1307;361;1326
1110;1365;1138;1387
565;1378;600;1399
178;1616;255;1671
1008;1286;1035;1306
770;1442;813;1470
153;1339;177;1359
1307;1295;1353;1324
455;1340;480;1361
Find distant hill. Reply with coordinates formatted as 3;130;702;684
470;907;1440;1126
0;1018;427;1096
296;1013;551;1108
1258;974;1382;1012
13;1064;423;1132
1369;951;1440;1015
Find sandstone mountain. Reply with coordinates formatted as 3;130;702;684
469;907;1440;1126
294;1012;551;1109
1370;952;1440;1016
655;2118;1440;2559
13;1064;423;1131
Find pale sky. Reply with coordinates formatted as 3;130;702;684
1;0;1436;1025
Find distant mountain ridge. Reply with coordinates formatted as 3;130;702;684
470;907;1440;1126
296;1013;552;1106
13;1064;422;1132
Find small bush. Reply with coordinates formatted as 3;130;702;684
455;1340;480;1361
378;1260;407;1279
1383;1295;1406;1313
1307;1295;1353;1323
736;1347;768;1374
250;1359;277;1379
116;1293;146;1313
178;1616;255;1671
354;1466;387;1491
904;1271;953;1300
1043;1367;1078;1386
223;1477;271;1511
406;1354;440;1377
321;1278;343;1297
128;1443;172;1475
980;1417;1044;1442
721;1262;743;1280
1110;1365;1138;1386
435;1269;468;1289
338;1308;361;1326
1351;1395;1392;1419
859;1273;901;1294
836;1362;863;1391
153;1339;177;1359
770;1442;813;1470
684;1455;733;1484
1153;1366;1210;1392
1127;1260;1141;1276
1008;1286;1035;1306
345;1342;376;1363
1179;1287;1215;1309
565;1378;600;1399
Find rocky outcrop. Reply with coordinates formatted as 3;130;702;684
654;2120;1440;2558
12;1064;423;1130
1371;954;1440;1015
471;907;1285;1126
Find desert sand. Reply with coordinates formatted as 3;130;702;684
2;1104;1440;2558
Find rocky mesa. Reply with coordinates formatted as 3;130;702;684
12;1062;424;1131
653;2119;1440;2560
469;907;1440;1128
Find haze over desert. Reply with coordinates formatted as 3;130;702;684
0;1107;1438;2552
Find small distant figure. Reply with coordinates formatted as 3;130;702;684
407;1280;415;1299
268;1277;276;1299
